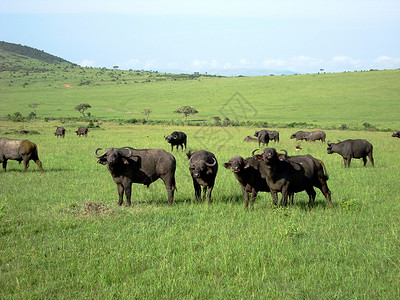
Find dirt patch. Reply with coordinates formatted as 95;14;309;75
77;202;113;217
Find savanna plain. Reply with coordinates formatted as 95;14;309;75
1;65;400;299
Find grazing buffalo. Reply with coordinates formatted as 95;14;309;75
54;126;66;138
164;131;187;151
223;156;270;210
94;147;176;206
267;130;280;143
290;131;310;141
392;131;400;138
76;126;88;137
305;131;326;142
187;150;218;203
327;139;374;167
253;148;332;207
243;136;258;142
254;130;270;147
0;138;44;172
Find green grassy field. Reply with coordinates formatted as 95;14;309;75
1;65;400;130
1;121;399;299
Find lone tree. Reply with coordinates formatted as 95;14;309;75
174;106;198;121
75;103;91;117
142;108;152;121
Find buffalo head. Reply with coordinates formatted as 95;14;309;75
223;156;249;173
189;156;217;178
94;147;138;167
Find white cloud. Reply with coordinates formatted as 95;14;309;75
143;60;158;70
125;59;140;69
79;59;95;67
331;55;361;65
372;55;400;69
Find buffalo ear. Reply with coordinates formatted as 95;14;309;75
206;167;213;174
254;154;263;161
122;158;129;165
278;154;286;161
223;162;232;169
244;161;250;168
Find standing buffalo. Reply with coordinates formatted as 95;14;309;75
327;139;374;167
54;126;66;138
0;138;44;172
253;148;332;207
187;150;218;203
223;156;270;210
94;147;176;206
305;131;326;142
254;130;270;147
290;131;310;141
164;131;187;151
76;126;88;137
392;131;400;138
267;130;280;143
243;136;258;142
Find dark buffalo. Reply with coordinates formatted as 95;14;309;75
0;138;44;172
76;126;88;137
243;136;258;142
392;131;400;138
94;147;176;206
223;156;270;210
254;130;270;147
54;126;66;138
290;131;310;141
253;148;332;207
267;130;280;143
164;131;187;151
187;150;218;203
327;139;374;167
305;131;326;142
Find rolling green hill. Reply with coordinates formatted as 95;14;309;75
1;42;399;130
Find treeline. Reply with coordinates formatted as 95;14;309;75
0;41;75;65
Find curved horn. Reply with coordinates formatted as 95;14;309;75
280;149;288;157
206;157;217;167
94;148;107;158
121;147;133;157
252;149;260;157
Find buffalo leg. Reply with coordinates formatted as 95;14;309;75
362;156;367;166
124;182;132;206
35;159;44;172
2;159;7;172
117;184;124;206
368;153;375;167
206;186;213;204
241;187;250;209
307;188;316;207
250;190;257;211
192;178;202;201
289;192;294;205
22;159;29;172
162;180;175;205
271;191;279;205
281;187;289;206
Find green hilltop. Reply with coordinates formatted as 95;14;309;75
0;41;400;131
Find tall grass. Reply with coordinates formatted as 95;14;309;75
1;122;399;298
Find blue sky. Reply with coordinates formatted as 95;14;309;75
1;0;399;74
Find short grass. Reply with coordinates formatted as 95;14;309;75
1;121;399;298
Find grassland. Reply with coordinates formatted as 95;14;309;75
0;121;399;299
1;56;400;298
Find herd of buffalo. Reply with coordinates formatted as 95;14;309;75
1;127;399;209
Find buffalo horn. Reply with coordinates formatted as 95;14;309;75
251;149;260;158
206;157;217;167
280;149;288;157
121;147;133;157
94;148;107;158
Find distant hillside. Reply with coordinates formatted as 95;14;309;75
0;41;75;65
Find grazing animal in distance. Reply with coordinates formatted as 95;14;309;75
0;138;44;172
76;126;88;137
290;131;310;141
253;148;332;207
164;131;187;151
54;126;66;138
94;147;176;206
254;130;270;147
187;150;218;203
327;139;374;167
305;131;326;142
223;156;270;210
392;131;400;138
267;130;280;143
243;135;258;142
